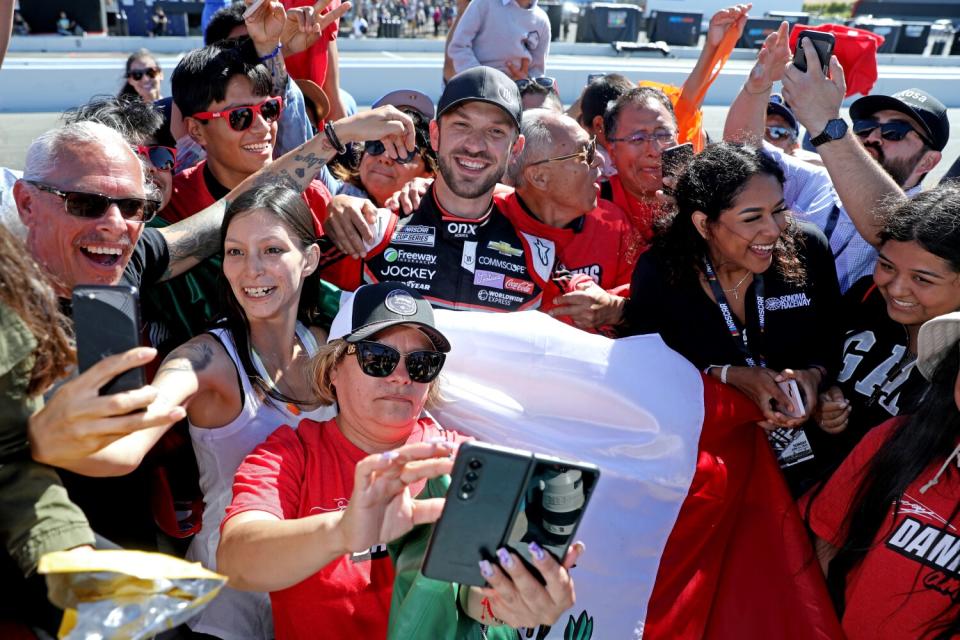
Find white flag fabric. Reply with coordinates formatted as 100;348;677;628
432;310;706;639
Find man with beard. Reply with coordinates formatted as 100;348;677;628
318;66;568;312
725;30;949;292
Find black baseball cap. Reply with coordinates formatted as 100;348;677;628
328;282;451;353
850;88;950;152
437;66;522;129
767;94;799;136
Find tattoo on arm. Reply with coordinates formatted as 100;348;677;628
155;342;216;381
158;200;227;280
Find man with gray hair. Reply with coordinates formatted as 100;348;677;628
500;109;635;332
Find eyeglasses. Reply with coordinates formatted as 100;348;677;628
516;76;557;93
364;139;420;164
607;130;676;147
765;126;795;141
192;96;283;132
136;145;177;172
126;67;160;81
25;180;158;223
853;119;933;148
347;340;445;383
528;137;597;167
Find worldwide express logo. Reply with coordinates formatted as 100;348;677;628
383;247;438;265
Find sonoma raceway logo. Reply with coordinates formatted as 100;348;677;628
383;247;437;265
765;293;811;311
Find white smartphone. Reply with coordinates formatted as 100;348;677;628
243;0;266;20
776;379;806;419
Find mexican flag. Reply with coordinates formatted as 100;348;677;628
432;310;843;639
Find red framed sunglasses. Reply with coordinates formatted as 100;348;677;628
136;145;177;172
191;96;283;132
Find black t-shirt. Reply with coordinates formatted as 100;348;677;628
622;223;842;493
59;227;171;550
830;276;926;460
623;223;841;374
119;227;170;291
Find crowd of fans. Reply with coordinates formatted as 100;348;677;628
1;0;960;638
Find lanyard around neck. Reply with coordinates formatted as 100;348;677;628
703;257;766;368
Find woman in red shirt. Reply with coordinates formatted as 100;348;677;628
218;282;580;638
808;311;960;639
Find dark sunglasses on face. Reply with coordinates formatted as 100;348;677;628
765;126;795;141
126;67;160;81
191;96;284;132
25;180;158;223
853;119;933;148
364;139;420;164
347;340;445;383
528;137;597;167
137;145;177;172
516;76;557;93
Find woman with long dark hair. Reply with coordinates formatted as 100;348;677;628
807;310;960;639
623;142;842;490
814;186;960;462
67;183;335;638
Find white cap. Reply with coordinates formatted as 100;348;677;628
917;311;960;380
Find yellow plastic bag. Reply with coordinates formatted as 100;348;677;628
38;549;226;639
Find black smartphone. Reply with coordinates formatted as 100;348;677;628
421;442;600;587
792;30;835;75
586;72;606;84
72;285;145;395
661;142;695;179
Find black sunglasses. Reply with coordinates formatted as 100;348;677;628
853;119;933;148
347;340;445;383
25;180;158;223
126;67;160;81
192;96;284;132
137;145;177;172
364;139;419;164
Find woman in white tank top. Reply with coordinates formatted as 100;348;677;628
81;185;336;638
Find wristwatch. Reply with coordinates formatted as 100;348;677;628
810;118;848;147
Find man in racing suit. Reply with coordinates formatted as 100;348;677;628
318;66;561;312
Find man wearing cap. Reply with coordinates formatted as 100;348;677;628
725;31;949;292
319;66;568;313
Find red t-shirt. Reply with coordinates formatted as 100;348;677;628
223;416;462;640
282;0;340;89
163;161;332;236
809;418;960;640
606;174;660;254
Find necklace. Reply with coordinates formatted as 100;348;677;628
722;271;753;301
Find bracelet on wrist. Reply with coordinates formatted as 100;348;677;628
720;364;731;384
324;121;347;155
258;43;282;62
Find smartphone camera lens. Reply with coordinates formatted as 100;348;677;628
465;471;478;482
468;458;483;470
459;483;475;500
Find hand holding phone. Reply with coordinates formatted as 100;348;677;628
72;285;145;395
661;142;694;179
776;379;806;419
422;442;599;587
792;30;835;75
243;0;266;20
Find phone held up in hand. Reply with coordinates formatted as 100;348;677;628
792;30;835;75
421;441;600;587
776;379;807;419
661;142;695;179
72;285;145;395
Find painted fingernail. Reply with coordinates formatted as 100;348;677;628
573;540;586;553
528;541;546;561
496;547;514;568
381;450;399;461
479;559;494;578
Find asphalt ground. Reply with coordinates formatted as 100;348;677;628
2;107;957;185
